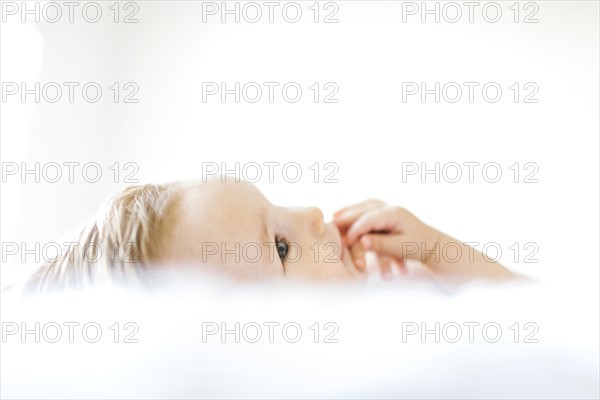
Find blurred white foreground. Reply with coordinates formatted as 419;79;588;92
1;269;598;399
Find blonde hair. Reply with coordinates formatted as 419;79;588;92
24;183;176;293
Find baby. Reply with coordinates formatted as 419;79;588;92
25;177;517;291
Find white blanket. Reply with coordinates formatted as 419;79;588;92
1;270;598;399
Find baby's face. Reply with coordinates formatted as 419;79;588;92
156;178;362;281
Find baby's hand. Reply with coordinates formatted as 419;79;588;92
334;200;439;278
347;240;406;280
335;200;517;285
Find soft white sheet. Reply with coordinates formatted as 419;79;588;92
1;269;598;399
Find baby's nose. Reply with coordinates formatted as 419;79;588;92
301;207;325;237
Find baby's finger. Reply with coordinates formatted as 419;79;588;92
333;199;385;229
360;233;406;260
345;207;401;246
333;199;384;217
379;255;393;281
392;258;408;275
350;242;366;270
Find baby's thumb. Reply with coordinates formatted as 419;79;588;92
360;234;405;260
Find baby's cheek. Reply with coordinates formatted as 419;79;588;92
327;259;357;280
289;257;349;281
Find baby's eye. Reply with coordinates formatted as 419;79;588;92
275;235;289;262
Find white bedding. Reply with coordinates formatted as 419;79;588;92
1;269;598;399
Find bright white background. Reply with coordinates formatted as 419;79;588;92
1;1;598;290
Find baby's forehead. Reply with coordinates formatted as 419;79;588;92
200;177;266;202
176;179;269;242
179;182;278;271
